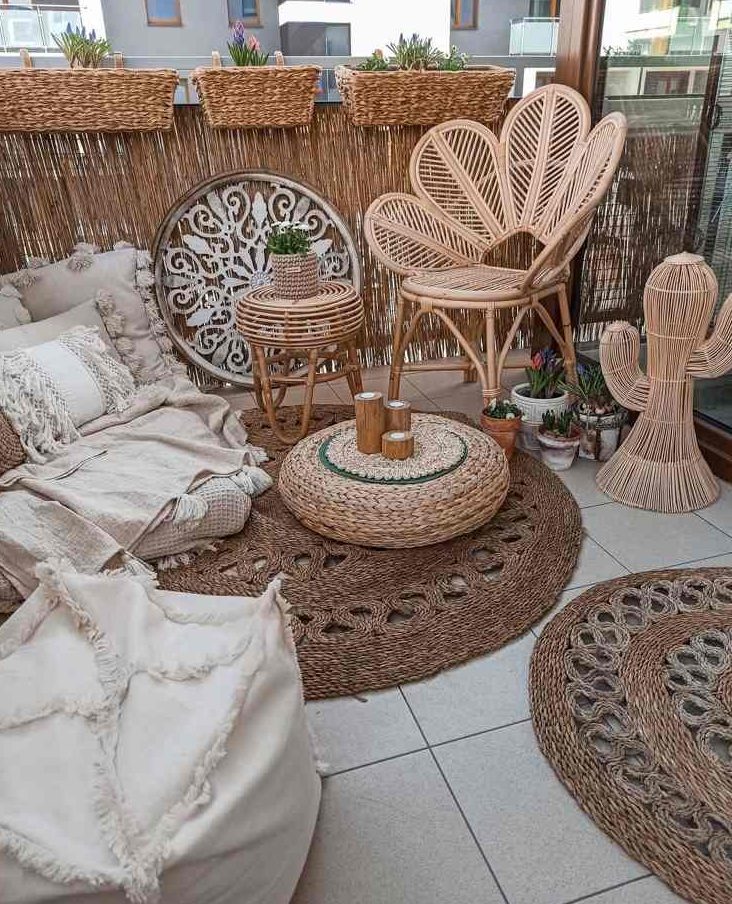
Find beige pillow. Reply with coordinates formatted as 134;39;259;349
4;246;176;384
0;300;118;355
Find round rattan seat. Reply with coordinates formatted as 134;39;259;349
236;279;364;348
402;265;529;306
278;413;510;548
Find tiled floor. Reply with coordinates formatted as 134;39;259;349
238;363;732;904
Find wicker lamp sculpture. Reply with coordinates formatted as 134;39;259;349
597;252;732;512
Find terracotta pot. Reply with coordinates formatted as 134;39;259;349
537;426;580;471
480;412;522;460
510;383;570;451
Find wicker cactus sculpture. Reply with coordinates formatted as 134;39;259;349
597;252;732;513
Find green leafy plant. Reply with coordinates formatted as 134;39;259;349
522;348;565;399
482;398;522;420
53;23;110;68
359;48;390;71
228;22;270;66
541;409;576;438
386;33;444;71
267;224;312;256
560;362;620;415
439;45;468;71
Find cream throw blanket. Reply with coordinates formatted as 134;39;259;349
0;562;319;904
0;375;271;596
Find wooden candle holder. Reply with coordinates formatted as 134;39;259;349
355;391;385;454
382;430;414;460
385;399;412;432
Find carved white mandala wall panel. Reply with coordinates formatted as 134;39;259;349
152;171;361;387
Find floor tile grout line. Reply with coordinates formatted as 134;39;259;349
428;717;533;752
580;530;633;577
693;508;732;542
324;744;429;778
557;872;651;904
398;688;513;904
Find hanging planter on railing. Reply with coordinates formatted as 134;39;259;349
192;42;321;130
336;34;514;128
0;48;178;133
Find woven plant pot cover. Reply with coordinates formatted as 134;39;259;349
531;568;732;904
160;406;582;699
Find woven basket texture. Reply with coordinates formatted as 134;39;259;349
192;65;320;129
0;413;24;475
0;68;178;133
531;567;732;904
270;252;319;300
160;405;582;698
335;66;515;126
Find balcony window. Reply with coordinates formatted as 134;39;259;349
280;22;350;56
529;0;561;16
228;0;260;26
145;0;181;27
451;0;478;30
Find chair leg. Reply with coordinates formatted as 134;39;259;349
390;297;426;401
344;340;364;397
484;308;499;402
556;283;577;385
389;292;409;400
463;314;480;383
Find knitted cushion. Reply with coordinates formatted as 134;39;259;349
134;477;252;562
0;412;25;476
0;325;136;460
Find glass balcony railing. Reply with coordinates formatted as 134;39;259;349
0;4;83;53
509;17;559;56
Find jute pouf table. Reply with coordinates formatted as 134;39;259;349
236;279;364;444
278;413;510;548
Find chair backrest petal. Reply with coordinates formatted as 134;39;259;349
501;83;591;232
364;192;484;276
410;120;510;246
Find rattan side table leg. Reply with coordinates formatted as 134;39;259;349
344;340;364;397
253;345;314;445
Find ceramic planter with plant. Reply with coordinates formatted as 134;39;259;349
192;24;320;129
537;410;580;472
480;398;523;460
510;348;570;451
560;362;627;462
335;33;514;127
0;27;177;133
267;224;318;299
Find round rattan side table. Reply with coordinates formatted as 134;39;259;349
278;413;510;548
236;279;365;444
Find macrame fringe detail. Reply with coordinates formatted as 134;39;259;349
26;256;50;269
172;493;208;525
229;465;273;497
4;268;38;289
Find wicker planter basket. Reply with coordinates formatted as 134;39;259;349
335;65;515;127
271;251;319;299
193;52;320;129
0;51;177;133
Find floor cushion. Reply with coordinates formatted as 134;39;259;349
0;566;321;904
134;477;253;562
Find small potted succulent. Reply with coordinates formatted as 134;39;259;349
480;398;523;460
335;32;514;127
510;348;570;451
537;410;580;472
192;23;320;129
267;224;318;299
560;362;627;462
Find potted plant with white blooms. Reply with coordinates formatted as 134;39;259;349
480;398;523;460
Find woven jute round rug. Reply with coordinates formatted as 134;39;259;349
161;405;582;699
531;567;732;904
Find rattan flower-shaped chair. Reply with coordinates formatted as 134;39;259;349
364;84;627;401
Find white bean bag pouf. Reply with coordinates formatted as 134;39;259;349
0;564;320;904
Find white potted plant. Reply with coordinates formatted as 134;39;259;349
510;348;570;451
537;410;580;471
560;363;626;462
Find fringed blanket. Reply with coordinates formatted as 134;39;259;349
0;563;320;904
0;376;271;596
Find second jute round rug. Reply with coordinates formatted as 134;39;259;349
531;567;732;904
161;405;582;699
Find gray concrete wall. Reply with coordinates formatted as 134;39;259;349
100;0;281;61
451;0;528;56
